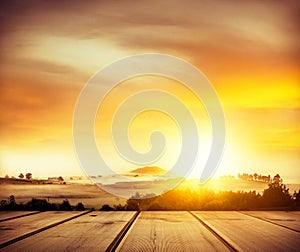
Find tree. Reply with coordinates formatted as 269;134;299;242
114;204;126;210
9;195;16;205
263;174;291;207
59;199;72;211
100;204;113;211
8;195;18;210
293;190;300;208
57;176;64;182
253;173;258;181
125;192;142;210
0;200;8;210
27;198;50;211
26;173;32;180
75;202;85;211
19;173;24;179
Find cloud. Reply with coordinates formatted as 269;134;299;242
1;0;299;50
1;0;298;81
0;81;80;147
0;0;299;178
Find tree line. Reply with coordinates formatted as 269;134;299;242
101;174;300;211
238;173;272;183
4;173;32;180
1;174;299;211
0;196;85;211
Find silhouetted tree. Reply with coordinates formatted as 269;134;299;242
75;202;85;211
126;192;141;210
5;195;19;210
263;174;291;207
0;200;8;209
26;173;32;180
18;173;24;179
59;199;72;211
292;190;300;208
58;176;64;182
253;173;258;181
100;204;113;211
114;204;126;210
27;198;51;211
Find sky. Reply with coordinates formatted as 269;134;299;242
0;0;299;183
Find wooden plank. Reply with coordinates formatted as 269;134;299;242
241;211;300;232
189;211;237;251
0;211;85;246
117;211;231;251
0;211;40;222
193;211;300;251
2;211;136;252
106;211;140;252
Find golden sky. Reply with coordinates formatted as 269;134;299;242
0;0;299;182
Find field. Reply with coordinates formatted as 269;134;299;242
1;178;299;209
0;182;125;209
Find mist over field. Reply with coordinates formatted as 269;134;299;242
1;172;299;209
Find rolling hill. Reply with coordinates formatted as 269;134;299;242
130;166;167;175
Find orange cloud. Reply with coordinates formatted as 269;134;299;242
0;0;299;180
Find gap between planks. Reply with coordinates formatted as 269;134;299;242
0;210;92;249
238;211;300;233
189;211;239;252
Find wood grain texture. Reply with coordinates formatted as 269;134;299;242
0;211;84;246
2;211;300;251
2;211;136;252
0;211;39;222
194;211;300;251
117;211;230;252
241;211;300;232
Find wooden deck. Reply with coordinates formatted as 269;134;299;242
0;211;299;251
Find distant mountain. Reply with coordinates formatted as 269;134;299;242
130;166;167;175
